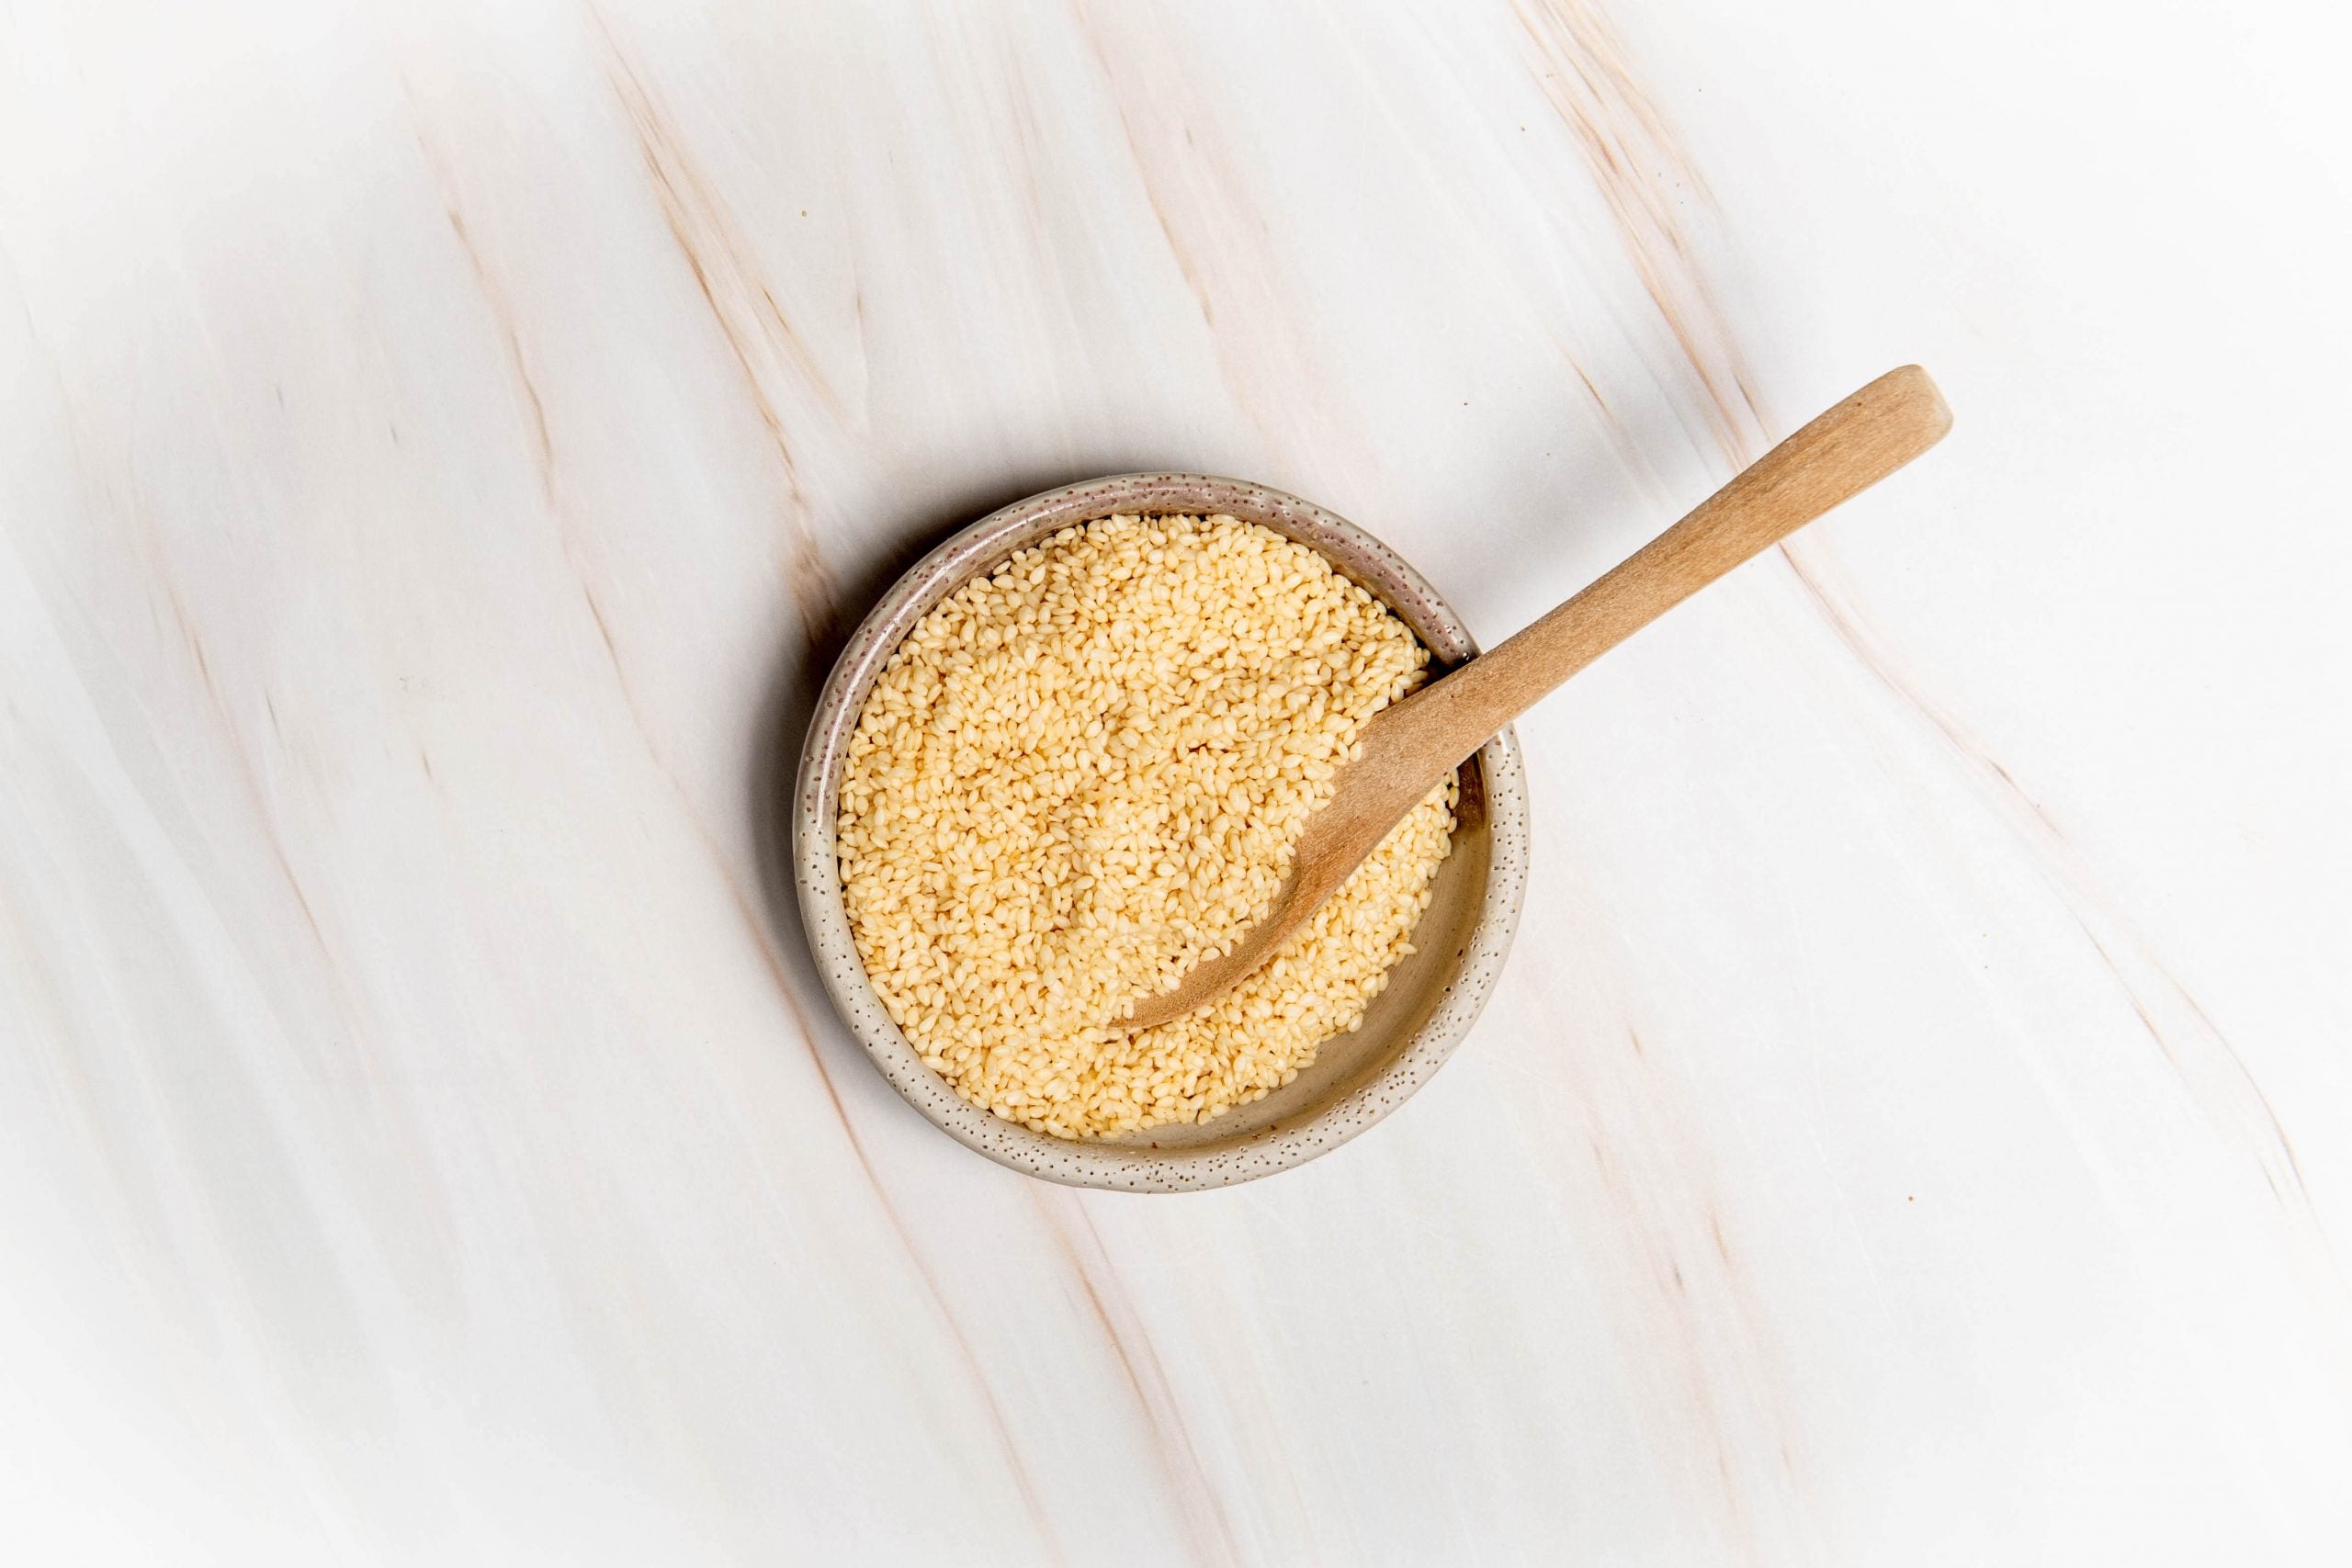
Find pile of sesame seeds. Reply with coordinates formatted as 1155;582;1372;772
836;513;1457;1139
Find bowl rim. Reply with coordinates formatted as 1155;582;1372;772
791;472;1528;1190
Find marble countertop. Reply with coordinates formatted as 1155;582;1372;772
6;0;2348;1561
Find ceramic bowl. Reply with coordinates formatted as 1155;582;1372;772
793;474;1529;1190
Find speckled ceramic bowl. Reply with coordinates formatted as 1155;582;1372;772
794;474;1529;1190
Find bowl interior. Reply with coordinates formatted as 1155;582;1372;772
795;473;1526;1189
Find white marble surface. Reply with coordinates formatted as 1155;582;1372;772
6;0;2350;1561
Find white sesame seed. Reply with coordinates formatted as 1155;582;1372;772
838;514;1457;1140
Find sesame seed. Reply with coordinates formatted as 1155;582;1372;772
838;514;1457;1139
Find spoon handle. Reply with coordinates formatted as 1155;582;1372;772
1363;364;1953;782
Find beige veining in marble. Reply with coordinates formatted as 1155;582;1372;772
3;0;2348;1562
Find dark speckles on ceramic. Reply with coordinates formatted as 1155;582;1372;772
793;474;1530;1190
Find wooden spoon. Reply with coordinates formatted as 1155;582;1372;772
1114;364;1953;1032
